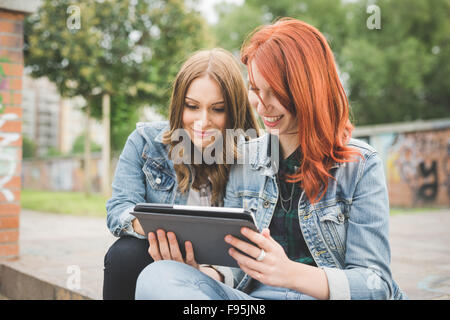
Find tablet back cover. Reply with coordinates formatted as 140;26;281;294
131;211;258;267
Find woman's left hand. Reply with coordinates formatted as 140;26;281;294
225;227;294;288
148;229;199;270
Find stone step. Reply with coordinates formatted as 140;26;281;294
0;263;90;300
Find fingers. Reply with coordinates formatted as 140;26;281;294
148;230;194;266
156;229;172;260
225;234;261;260
148;232;162;261
228;247;268;274
184;241;198;268
227;228;274;255
236;260;264;282
261;228;271;239
167;232;184;263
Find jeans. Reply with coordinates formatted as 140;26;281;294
103;236;154;300
135;260;316;300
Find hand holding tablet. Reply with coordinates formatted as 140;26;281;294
131;203;258;267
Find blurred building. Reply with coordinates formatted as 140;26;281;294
59;95;104;154
22;74;104;156
22;75;60;156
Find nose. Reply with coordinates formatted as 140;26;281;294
200;108;209;124
255;94;270;114
194;108;210;130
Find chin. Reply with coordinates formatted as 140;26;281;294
264;127;281;135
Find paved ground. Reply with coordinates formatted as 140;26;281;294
389;209;450;299
1;208;449;300
1;210;116;300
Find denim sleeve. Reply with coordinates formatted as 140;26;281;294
221;164;246;287
223;164;244;209
322;152;394;300
106;130;146;239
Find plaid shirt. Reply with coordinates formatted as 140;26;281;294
187;180;212;207
269;149;316;266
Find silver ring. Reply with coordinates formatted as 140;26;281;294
256;249;266;262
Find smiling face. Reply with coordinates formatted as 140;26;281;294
248;60;298;138
182;73;227;150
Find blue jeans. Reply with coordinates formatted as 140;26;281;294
135;260;316;300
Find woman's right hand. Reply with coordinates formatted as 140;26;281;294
147;229;199;270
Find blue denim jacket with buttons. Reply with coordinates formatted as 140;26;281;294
106;120;240;287
106;121;190;240
223;133;408;300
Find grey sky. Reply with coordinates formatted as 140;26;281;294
196;0;244;24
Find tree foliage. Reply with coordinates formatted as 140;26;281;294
213;0;450;125
24;0;210;151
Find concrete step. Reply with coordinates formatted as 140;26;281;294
0;262;90;300
1;210;118;300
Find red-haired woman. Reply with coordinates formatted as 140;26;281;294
135;18;407;300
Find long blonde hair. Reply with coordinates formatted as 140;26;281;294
162;48;260;205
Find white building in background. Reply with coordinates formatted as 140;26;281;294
59;96;104;154
22;75;61;156
22;74;104;156
22;73;166;157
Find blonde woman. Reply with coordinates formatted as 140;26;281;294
103;48;260;300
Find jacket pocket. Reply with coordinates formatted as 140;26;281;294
142;157;175;191
243;196;258;214
317;205;347;251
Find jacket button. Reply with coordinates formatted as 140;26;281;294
155;178;162;185
263;200;270;208
338;212;345;222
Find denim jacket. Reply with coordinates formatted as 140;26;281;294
223;133;408;300
105;121;235;286
106;121;190;240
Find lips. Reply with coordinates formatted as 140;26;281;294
262;115;283;127
193;129;215;138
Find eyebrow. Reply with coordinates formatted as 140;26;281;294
185;96;225;106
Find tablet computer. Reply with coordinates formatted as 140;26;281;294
130;203;258;267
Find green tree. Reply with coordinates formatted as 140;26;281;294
25;0;209;137
22;136;37;159
213;0;450;125
24;0;209;193
71;133;102;155
213;2;266;54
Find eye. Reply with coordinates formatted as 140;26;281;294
185;104;198;110
249;85;259;92
213;107;225;113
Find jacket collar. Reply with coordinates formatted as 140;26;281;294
248;133;343;173
247;134;279;176
155;129;166;143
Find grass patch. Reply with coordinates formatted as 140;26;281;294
390;207;444;216
20;189;445;218
21;189;108;217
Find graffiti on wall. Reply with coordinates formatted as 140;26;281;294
0;112;20;202
386;129;450;207
22;155;111;193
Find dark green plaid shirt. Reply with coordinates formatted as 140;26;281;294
269;149;316;266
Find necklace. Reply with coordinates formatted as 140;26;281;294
277;174;295;214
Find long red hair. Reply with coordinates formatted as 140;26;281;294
241;18;361;203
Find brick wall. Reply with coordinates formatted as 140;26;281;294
0;9;25;259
